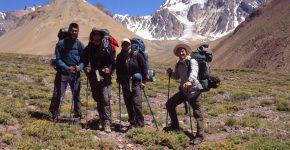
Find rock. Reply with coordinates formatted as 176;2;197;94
118;144;125;149
126;144;134;149
224;126;232;132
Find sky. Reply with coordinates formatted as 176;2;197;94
0;0;163;16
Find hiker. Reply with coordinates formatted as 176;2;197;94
49;23;85;121
82;28;116;133
164;43;205;145
116;38;148;128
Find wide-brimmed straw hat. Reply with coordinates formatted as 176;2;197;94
173;43;191;56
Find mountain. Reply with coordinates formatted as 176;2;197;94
0;6;40;36
212;0;290;69
113;0;269;41
0;0;163;56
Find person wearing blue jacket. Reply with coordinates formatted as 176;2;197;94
49;23;85;120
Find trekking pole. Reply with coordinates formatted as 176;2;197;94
142;88;158;130
68;73;78;128
85;75;89;129
54;79;70;127
186;89;193;134
165;76;171;127
118;83;122;131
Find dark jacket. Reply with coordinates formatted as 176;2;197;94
55;38;85;74
116;49;148;84
82;42;115;77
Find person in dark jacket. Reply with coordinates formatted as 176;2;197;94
49;23;85;120
116;38;148;128
82;28;115;133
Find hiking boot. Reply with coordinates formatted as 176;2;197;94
49;111;57;121
190;137;204;145
102;120;111;133
163;125;181;132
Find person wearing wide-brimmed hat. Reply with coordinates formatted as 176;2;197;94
164;43;205;145
82;28;116;133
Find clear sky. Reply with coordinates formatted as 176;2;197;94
0;0;163;16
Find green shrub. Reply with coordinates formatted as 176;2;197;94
260;100;274;106
246;137;290;150
127;128;189;149
241;117;265;127
224;117;238;127
2;133;14;145
199;140;236;150
0;111;13;125
276;103;290;112
227;133;251;144
230;92;251;101
250;112;267;118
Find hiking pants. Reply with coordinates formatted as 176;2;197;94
121;82;144;127
166;90;204;137
49;71;82;117
88;73;112;123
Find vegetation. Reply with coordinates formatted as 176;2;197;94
0;54;289;149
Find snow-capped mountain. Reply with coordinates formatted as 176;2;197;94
113;0;269;41
0;6;41;36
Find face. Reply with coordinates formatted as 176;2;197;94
121;42;131;51
69;27;79;39
177;48;187;60
92;33;102;44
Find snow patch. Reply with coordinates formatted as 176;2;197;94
0;12;6;19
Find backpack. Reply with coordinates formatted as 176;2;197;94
57;27;69;40
130;38;155;82
185;45;220;91
100;28;119;53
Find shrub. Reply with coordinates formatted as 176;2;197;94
229;92;251;101
0;111;13;125
246;137;290;150
260;100;274;107
241;117;265;127
2;133;14;145
127;128;189;149
250;112;267;118
224;117;238;127
276;103;290;112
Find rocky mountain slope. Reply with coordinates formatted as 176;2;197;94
0;6;40;36
212;0;290;69
113;0;269;41
0;0;162;55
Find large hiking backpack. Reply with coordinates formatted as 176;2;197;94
130;38;155;82
57;27;69;40
100;29;119;52
189;45;220;91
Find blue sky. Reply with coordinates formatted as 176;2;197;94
0;0;163;16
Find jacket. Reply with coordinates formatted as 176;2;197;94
55;38;85;75
116;49;148;84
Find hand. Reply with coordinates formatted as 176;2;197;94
102;67;110;74
66;66;75;72
74;66;81;71
183;81;192;89
84;67;91;73
166;68;173;76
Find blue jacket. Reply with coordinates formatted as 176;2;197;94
55;38;85;74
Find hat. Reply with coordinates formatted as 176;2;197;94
173;43;191;56
121;38;131;44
